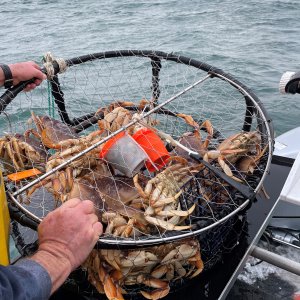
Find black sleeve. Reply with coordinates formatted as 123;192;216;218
0;259;52;300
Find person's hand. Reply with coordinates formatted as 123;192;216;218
31;198;102;293
37;198;103;271
8;61;47;92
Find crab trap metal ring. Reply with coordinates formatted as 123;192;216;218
1;50;273;299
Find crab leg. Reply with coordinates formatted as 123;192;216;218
137;274;168;288
144;215;191;231
120;251;159;268
133;174;148;200
104;215;127;234
140;287;171;300
188;250;204;278
96;255;124;300
157;203;196;217
176;113;200;130
137;274;171;300
151;265;168;279
161;244;197;264
100;249;122;271
159;203;182;226
199;119;213;149
174;261;187;278
11;137;25;168
151;190;182;208
237;144;269;174
6;141;21;170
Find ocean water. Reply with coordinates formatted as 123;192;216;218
0;0;300;135
1;1;300;299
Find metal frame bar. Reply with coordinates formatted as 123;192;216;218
251;245;300;276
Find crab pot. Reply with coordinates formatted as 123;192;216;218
2;50;273;300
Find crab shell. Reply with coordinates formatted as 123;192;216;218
216;131;261;164
68;175;145;222
30;112;79;148
94;176;145;222
174;132;207;162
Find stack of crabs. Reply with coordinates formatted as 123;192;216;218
0;100;267;300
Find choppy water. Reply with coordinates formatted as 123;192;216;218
2;1;300;298
1;0;300;135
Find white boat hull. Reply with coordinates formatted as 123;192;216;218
271;127;300;230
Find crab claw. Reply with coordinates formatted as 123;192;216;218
98;260;124;300
140;286;170;300
157;203;196;217
176;113;200;130
199;119;213;149
151;265;169;279
161;243;197;264
188;250;204;278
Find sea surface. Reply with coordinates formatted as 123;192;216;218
1;0;300;135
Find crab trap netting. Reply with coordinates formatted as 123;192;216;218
0;50;273;299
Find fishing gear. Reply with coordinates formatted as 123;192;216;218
0;50;273;299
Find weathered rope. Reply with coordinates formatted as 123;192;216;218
43;52;68;118
43;52;67;80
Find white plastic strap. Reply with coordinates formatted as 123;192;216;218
280;151;300;206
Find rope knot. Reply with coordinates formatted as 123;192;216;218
43;52;67;80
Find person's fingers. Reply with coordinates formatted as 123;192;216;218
23;78;43;92
34;79;42;86
30;61;45;73
62;198;81;208
89;213;99;225
24;83;36;92
29;61;41;69
32;68;47;81
80;200;95;214
92;222;103;237
26;62;46;81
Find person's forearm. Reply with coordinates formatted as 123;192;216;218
31;248;72;293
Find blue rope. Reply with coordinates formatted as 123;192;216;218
42;55;55;118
